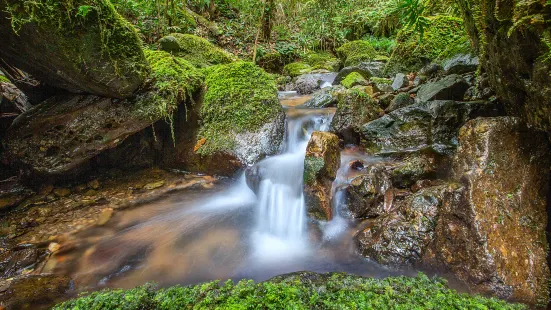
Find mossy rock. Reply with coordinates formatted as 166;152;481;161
197;62;285;161
336;40;377;66
386;15;471;74
304;52;341;72
159;33;236;68
135;50;204;121
257;52;285;73
341;72;368;89
0;0;149;98
283;62;313;77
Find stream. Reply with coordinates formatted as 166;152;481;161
50;93;414;294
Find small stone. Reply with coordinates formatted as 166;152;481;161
144;180;165;190
52;188;71;197
87;179;101;190
48;243;60;253
96;209;113;226
83;189;97;197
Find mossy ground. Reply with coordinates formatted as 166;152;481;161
53;272;524;309
134;50;203;122
387;15;471;73
336;40;377;67
197;61;282;155
160;33;236;68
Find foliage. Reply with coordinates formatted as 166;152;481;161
53;272;525;309
363;35;397;56
197;61;282;155
398;0;430;40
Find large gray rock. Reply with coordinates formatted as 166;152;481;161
415;74;470;103
304;86;345;108
392;73;409;91
361;100;500;155
295;73;337;95
0;1;149;98
333;62;385;85
443;54;479;74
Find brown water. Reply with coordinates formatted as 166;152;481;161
46;97;415;295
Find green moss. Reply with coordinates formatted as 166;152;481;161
370;77;392;85
134;50;203;122
283;62;313;77
0;75;11;83
4;0;149;96
304;52;341;71
341;72;367;89
336;40;377;65
197;62;282;155
387;15;471;73
53;272;525;309
159;33;236;68
304;156;325;186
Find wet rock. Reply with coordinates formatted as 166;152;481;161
355;184;461;266
419;63;442;78
0;82;31;114
0;274;72;309
303;86;345;108
392;73;409;91
376;84;394;93
343;164;391;219
0;182;33;212
245;165;263;193
390;150;449;189
333;62;384;85
415;74;469;103
304;132;340;221
385;93;413;113
294;73;337;95
0;1;148;98
0;248;41;278
3;94;164;180
430;117;550;305
361;100;500;155
443;54;479;75
331;90;383;145
377;93;394;110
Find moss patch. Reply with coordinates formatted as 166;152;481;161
159;33;236;68
336;40;377;66
0;75;11;83
371;77;392;85
341;72;367;89
197;62;282;155
53;272;524;309
134;50;203;122
387;15;471;73
283;62;313;77
304;51;340;71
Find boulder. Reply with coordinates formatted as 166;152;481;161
0;274;72;309
341;72;368;89
443;54;479;74
4;51;204;180
333;61;385;85
0;0;149;98
159;33;235;68
304;86;345;108
361;100;501;155
163;62;285;176
356;184;462;266
336;41;377;67
294;73;337;95
415;74;470;103
391;73;409;91
342;164;391;219
304;132;340;221
430;117;550;305
385;92;412;113
283;62;313;77
331;89;383;145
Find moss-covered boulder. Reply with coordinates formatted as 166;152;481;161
163;62;285;176
387;16;471;74
0;0;149;98
304;132;341;221
432;117;550;306
456;0;551;133
159;33;236;68
331;89;383;145
3;50;203;180
283;62;313;77
336;41;377;67
341;72;368;89
304;52;341;72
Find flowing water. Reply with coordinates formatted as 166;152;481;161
51;94;414;294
